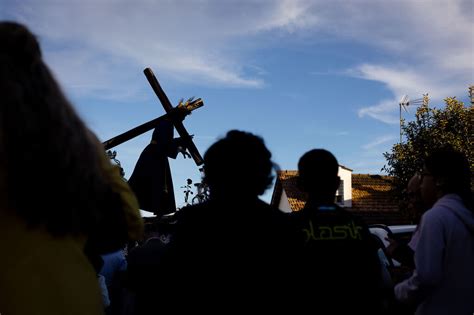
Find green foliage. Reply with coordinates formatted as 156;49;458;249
383;96;473;221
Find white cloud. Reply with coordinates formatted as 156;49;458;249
362;135;397;150
44;48;146;101
253;0;319;32
2;0;317;98
343;134;399;174
358;99;399;125
340;0;474;123
354;62;470;123
347;159;387;175
2;0;472;108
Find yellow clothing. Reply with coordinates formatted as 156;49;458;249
0;212;104;315
0;142;143;315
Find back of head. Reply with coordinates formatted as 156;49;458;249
407;174;422;192
0;22;41;68
298;149;340;199
424;147;472;210
0;22;121;236
203;130;274;200
406;173;426;221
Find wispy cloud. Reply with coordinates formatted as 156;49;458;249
362;135;397;150
341;0;473;123
343;134;398;174
2;0;316;99
357;99;400;125
354;63;469;123
347;159;387;175
3;0;472;108
252;0;319;32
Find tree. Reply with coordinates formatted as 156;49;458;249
383;96;473;222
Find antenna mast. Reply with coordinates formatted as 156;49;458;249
399;95;409;143
398;95;424;143
469;85;473;106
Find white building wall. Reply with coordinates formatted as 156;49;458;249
338;166;352;208
278;189;293;213
277;165;352;212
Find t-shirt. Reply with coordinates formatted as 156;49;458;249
0;212;104;315
287;204;383;314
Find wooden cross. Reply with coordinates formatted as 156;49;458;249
102;67;204;166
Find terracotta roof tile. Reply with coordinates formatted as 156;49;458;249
272;171;398;212
351;174;398;212
271;170;306;212
271;171;401;220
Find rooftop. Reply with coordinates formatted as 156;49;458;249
271;170;410;225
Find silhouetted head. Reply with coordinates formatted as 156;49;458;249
0;22;41;70
0;22;122;236
297;149;340;203
142;221;173;244
406;173;425;222
203;130;274;201
421;147;472;210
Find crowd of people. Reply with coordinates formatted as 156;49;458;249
0;21;473;315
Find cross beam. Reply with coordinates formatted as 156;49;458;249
102;68;204;166
143;68;203;166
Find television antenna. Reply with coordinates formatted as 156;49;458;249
399;95;423;143
469;85;473;105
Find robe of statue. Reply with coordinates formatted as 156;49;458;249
128;119;179;217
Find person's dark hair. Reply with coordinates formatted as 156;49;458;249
203;130;274;198
0;22;123;236
298;149;339;193
424;147;473;211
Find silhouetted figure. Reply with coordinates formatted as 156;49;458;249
126;221;174;315
288;149;384;314
154;130;291;313
100;249;128;315
385;173;427;314
88;253;111;310
0;21;142;315
128;119;189;216
386;173;426;271
395;148;474;315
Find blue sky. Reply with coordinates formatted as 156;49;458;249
2;0;473;206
